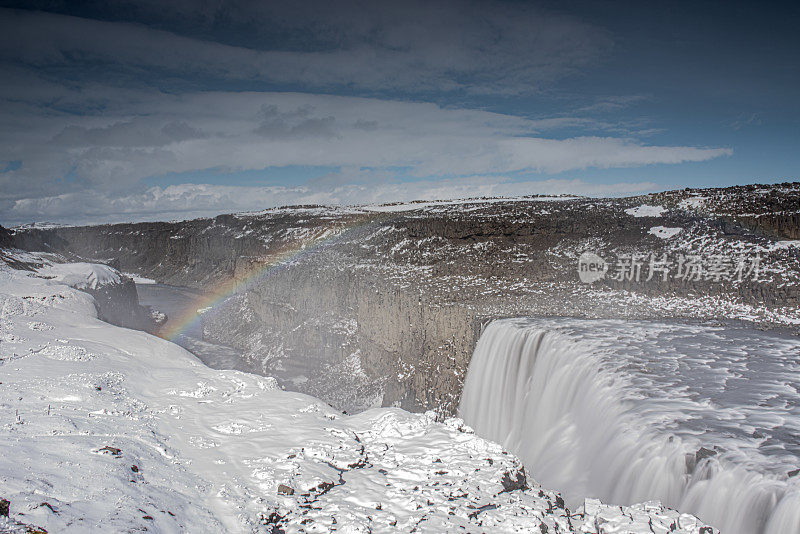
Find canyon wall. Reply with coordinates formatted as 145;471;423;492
10;184;800;413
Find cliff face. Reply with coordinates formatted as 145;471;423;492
645;181;800;239
11;184;800;414
84;278;160;332
0;238;159;334
0;225;12;248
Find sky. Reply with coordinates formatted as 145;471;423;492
0;0;798;225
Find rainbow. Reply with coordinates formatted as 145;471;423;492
158;218;370;341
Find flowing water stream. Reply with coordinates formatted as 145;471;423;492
136;283;250;372
459;318;800;534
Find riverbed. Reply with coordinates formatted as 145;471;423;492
136;283;250;372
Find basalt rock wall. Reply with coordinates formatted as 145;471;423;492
10;184;800;414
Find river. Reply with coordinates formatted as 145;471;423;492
136;283;250;373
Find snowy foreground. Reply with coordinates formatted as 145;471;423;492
0;258;717;533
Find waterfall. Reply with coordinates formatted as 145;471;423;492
458;319;800;534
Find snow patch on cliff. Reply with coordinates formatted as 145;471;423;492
40;262;122;290
649;226;683;239
626;204;667;217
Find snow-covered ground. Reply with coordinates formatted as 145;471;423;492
40;262;123;290
0;256;717;533
362;196;580;213
625;204;667;217
123;272;157;285
649;225;683;239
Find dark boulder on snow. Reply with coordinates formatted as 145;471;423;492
277;484;295;495
500;468;528;492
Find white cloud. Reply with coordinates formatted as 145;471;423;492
0;89;730;194
0;87;733;223
0;4;733;226
5;178;662;226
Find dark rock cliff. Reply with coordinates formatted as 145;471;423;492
0;225;13;248
85;278;161;333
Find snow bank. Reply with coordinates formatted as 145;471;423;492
625;204;667;217
0;261;717;533
649;225;683;239
40;262;122;290
678;196;708;210
125;272;157;284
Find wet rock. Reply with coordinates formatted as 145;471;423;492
695;447;717;464
277;484;295;495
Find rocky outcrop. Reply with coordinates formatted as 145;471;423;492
85;277;161;333
646;181;800;239
0;246;160;334
0;225;13;248
736;212;800;239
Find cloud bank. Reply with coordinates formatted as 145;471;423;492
0;89;732;224
0;3;735;225
0;3;610;94
6;178;662;226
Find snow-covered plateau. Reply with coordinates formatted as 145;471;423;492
0;256;718;533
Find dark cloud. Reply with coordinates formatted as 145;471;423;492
254;105;338;139
0;2;612;94
0;0;766;225
52;119;208;147
352;119;378;132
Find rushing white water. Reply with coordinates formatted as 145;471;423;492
459;318;800;534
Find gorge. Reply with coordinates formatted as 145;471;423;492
5;183;800;532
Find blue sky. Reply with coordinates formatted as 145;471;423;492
0;0;797;225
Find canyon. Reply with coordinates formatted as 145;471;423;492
9;182;800;415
